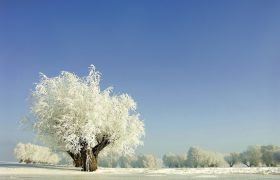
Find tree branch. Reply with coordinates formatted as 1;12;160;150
92;136;110;156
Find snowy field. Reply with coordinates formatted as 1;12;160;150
1;162;280;179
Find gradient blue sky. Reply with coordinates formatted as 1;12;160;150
0;0;280;161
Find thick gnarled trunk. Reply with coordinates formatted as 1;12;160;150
81;149;98;171
68;136;110;172
67;151;82;167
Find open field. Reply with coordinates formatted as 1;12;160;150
1;162;280;179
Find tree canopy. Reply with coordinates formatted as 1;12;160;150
29;65;145;171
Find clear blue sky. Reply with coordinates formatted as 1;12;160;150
0;0;279;161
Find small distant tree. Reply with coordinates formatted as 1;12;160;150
186;147;225;168
240;145;262;167
261;145;280;167
27;65;145;171
186;147;204;168
224;152;240;167
205;152;225;167
14;143;60;165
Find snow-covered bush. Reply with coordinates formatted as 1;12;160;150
224;152;240;167
162;153;187;168
28;65;145;171
14;143;60;165
240;145;262;167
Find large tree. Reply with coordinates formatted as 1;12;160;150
29;65;145;171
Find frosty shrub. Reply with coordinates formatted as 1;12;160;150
28;65;145;171
224;152;240;167
162;153;187;168
240;145;262;167
14;143;59;165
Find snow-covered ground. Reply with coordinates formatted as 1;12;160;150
0;162;280;179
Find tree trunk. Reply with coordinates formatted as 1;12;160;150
67;151;82;167
67;136;110;172
81;149;98;171
73;155;82;167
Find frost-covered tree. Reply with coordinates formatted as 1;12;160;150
186;147;204;168
186;147;224;168
204;151;225;167
14;143;59;165
224;152;240;167
261;145;280;167
240;145;262;167
162;153;187;168
28;65;145;171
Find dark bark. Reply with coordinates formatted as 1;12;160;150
67;151;82;167
67;136;110;172
81;149;98;171
92;137;110;156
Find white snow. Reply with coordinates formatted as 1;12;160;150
0;162;280;176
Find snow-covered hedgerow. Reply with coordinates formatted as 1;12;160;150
14;143;60;165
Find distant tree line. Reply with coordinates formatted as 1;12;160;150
226;145;280;167
162;147;224;168
15;143;280;168
162;145;280;168
14;143;160;168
